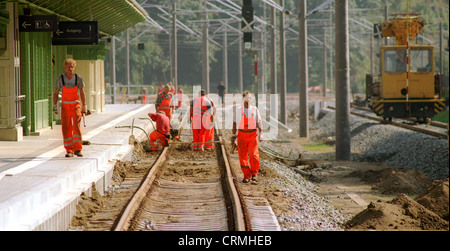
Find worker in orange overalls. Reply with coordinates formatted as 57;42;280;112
156;84;173;121
232;91;263;183
148;112;170;151
52;58;86;158
177;86;183;108
142;87;147;104
190;89;213;151
204;97;216;150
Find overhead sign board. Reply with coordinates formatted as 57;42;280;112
19;15;57;32
52;21;98;45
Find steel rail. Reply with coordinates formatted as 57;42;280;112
114;146;169;231
328;106;448;139
114;131;246;231
217;131;247;231
352;106;448;129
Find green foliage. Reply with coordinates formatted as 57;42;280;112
105;0;448;96
302;144;333;152
432;110;449;123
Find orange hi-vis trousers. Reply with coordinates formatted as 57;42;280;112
149;130;169;151
192;128;206;151
204;122;214;150
61;85;82;153
237;106;259;180
157;92;172;120
192;96;211;151
237;130;259;179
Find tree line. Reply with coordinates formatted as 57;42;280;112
104;0;448;96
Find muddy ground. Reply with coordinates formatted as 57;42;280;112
69;127;449;231
260;127;449;231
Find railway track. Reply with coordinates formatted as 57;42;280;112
72;108;281;232
113;126;247;231
328;106;448;140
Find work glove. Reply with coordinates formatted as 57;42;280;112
82;105;87;115
230;135;237;144
52;106;58;114
258;133;263;142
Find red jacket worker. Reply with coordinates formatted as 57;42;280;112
148;112;170;151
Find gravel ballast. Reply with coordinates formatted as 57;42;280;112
309;108;449;180
253;100;448;230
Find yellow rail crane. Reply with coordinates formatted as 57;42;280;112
366;14;445;122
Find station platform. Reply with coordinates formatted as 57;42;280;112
0;104;155;231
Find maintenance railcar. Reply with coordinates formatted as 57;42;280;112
366;14;445;121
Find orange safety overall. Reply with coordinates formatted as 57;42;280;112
192;96;211;151
237;106;259;180
204;118;214;150
142;90;147;104
177;89;183;108
60;74;82;154
149;113;170;151
157;92;172;120
204;99;215;150
149;130;169;151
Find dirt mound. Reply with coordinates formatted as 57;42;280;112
415;178;449;221
348;168;432;195
71;183;104;227
345;193;449;230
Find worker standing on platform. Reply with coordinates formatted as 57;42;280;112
142;87;147;104
177;86;184;108
52;58;86;158
168;83;176;113
204;96;216;150
148;112;170;151
232;91;263;183
190;89;212;151
155;84;173;121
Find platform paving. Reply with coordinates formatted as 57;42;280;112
0;104;155;231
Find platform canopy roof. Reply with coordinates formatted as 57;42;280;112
15;0;149;36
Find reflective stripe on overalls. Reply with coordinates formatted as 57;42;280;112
61;74;82;153
237;106;259;180
149;130;169;151
157;92;172;119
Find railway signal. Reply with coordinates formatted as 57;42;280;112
242;0;254;49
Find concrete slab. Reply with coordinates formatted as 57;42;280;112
0;104;155;230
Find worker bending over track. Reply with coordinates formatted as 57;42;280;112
232;91;263;184
148;112;170;151
53;58;86;158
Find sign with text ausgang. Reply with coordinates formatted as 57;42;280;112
52;21;98;45
19;15;57;32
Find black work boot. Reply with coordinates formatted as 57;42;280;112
74;151;83;157
251;175;258;184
